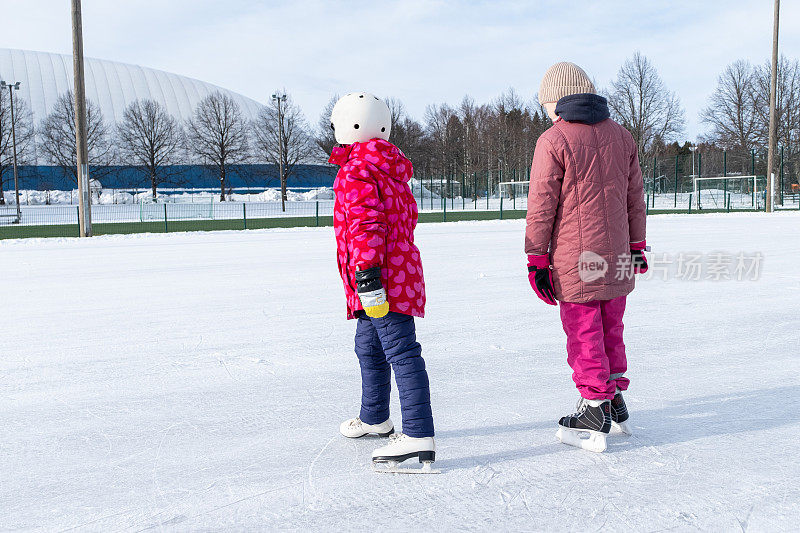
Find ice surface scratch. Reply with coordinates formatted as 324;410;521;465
307;436;336;499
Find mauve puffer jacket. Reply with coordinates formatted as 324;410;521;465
525;94;646;303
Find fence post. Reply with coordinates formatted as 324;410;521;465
486;170;490;210
500;196;503;220
243;203;247;229
688;193;692;213
724;177;728;203
76;205;80;234
646;195;650;215
674;155;679;208
727;193;731;212
513;168;517;210
780;146;784;206
698;152;702;178
723;150;727;177
652;156;657;208
164;203;168;233
443;191;447;222
440;179;444;212
315;200;319;227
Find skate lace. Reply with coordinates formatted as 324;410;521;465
567;398;588;418
388;432;406;443
347;417;362;427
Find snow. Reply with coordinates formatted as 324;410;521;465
2;213;799;530
2;187;337;206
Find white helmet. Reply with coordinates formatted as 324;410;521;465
330;92;391;145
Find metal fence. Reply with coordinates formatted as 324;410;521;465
1;149;798;240
643;148;800;210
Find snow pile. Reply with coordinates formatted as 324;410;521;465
3;187;337;205
228;187;335;203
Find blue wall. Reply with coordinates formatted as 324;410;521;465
2;164;337;191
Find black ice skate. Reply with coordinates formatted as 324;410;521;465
556;398;611;453
610;391;632;435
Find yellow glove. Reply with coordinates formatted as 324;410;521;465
355;267;389;318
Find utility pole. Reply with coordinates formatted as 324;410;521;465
71;0;92;236
766;0;780;213
272;92;287;212
1;81;22;223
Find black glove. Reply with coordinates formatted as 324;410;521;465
630;249;648;274
527;255;557;305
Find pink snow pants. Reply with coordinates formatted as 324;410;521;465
559;295;629;400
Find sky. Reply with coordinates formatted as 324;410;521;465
1;0;798;140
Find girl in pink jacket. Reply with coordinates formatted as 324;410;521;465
526;63;648;453
329;93;435;473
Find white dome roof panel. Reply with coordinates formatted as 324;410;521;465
0;48;264;126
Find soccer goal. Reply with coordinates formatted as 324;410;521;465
498;181;529;199
693;175;764;210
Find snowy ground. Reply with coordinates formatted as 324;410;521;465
2;213;799;531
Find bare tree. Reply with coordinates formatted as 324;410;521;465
607;52;685;162
385;97;405;132
424;103;462;176
382;97;424;159
315;95;339;159
187;91;250;201
753;56;800;156
0;90;35;205
252;92;316;198
38;91;114;188
117;99;185;201
701;61;760;152
393;116;428;168
491;88;532;176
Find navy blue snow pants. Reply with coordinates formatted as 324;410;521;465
354;311;434;438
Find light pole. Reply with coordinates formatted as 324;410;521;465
271;92;287;212
689;145;699;210
1;81;22;223
71;0;92;236
766;0;780;213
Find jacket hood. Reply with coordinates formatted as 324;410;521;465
555;93;610;125
329;138;412;183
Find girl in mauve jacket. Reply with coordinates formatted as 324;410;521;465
328;93;435;472
526;63;648;453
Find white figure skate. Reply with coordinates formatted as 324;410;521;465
372;433;439;474
339;417;394;438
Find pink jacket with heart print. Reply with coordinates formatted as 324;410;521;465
330;139;425;319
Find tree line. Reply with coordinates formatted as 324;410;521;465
1;51;798;205
0;90;318;203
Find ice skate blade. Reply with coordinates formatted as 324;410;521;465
556;426;607;453
612;421;632;436
372;461;440;474
342;428;395;439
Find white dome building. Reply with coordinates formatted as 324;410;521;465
0;48;264;125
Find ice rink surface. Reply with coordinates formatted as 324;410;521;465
2;213;799;531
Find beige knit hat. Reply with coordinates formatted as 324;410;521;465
538;62;595;105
